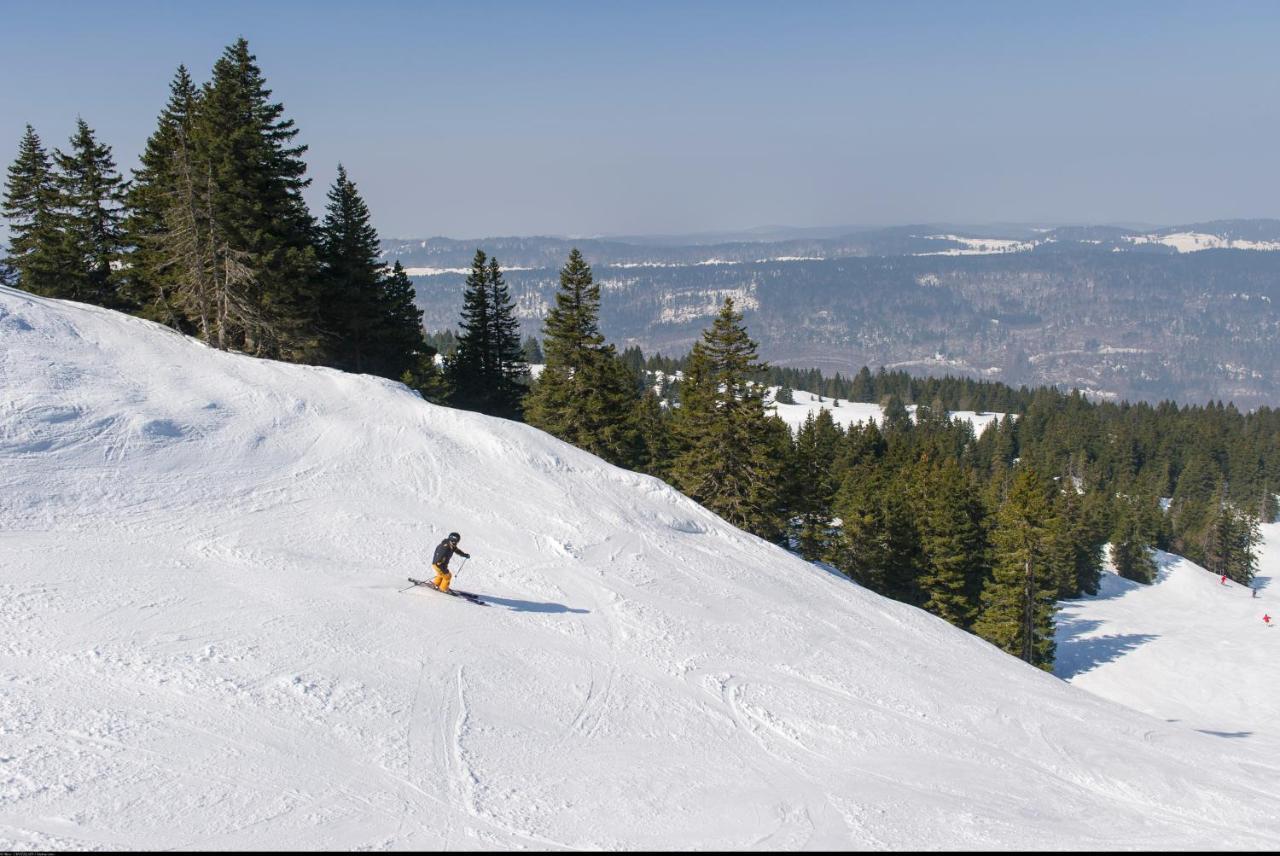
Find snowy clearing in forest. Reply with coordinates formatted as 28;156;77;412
1;284;1278;850
767;388;1006;435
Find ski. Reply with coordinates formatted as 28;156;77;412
406;577;489;606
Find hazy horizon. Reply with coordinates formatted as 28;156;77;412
4;0;1280;238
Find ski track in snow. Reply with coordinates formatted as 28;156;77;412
2;284;1280;849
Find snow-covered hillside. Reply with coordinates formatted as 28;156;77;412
1056;532;1279;747
3;284;1280;849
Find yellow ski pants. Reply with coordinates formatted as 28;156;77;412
432;564;452;592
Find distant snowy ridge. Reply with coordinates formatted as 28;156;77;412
3;284;1279;849
1122;231;1280;252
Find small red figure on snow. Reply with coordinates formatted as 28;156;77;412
1221;574;1228;585
1265;614;1272;626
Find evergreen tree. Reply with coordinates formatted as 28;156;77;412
1110;494;1159;584
827;464;891;591
50;118;127;307
316;164;385;373
524;249;641;465
973;467;1060;670
379;260;430;380
791;409;843;560
155;128;262;349
633;389;674;480
916;459;989;628
193;38;320;358
522;335;544;364
447;250;527;418
670;298;784;540
2;125;62;295
121;65;201;321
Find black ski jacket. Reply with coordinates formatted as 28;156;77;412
432;539;470;571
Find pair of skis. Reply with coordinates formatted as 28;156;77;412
406;577;488;606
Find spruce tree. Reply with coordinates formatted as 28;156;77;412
2;125;61;295
122;65;200;321
670;298;784;540
916;459;989;628
973;467;1060;670
447;250;527;418
1111;494;1158;584
50;118;127;307
379;260;429;381
525;249;641;466
791;409;842;560
522;335;544;364
633;389;673;480
316;164;385;373
193;38;319;358
828;463;890;592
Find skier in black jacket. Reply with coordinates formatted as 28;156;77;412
431;532;471;593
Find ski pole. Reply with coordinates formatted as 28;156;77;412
455;556;469;579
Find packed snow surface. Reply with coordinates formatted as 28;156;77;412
1056;536;1279;748
3;284;1280;849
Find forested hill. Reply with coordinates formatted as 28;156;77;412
395;232;1280;408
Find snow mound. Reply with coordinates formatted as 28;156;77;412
3;284;1279;849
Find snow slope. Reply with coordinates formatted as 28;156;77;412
3;284;1280;850
1056;534;1280;748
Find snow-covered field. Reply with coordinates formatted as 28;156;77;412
768;388;1005;435
3;284;1280;849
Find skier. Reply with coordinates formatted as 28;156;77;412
431;532;471;593
1221;574;1228;585
1254;585;1260;599
1265;613;1272;627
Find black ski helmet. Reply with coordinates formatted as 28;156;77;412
448;532;461;543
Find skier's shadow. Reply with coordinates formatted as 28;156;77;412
1196;729;1253;738
481;595;589;615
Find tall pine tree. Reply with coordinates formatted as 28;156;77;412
2;125;61;295
670;298;784;540
524;249;641;466
193;38;320;358
447;250;527;418
973;467;1060;670
50;118;127;307
316;164;385;373
121;65;201;321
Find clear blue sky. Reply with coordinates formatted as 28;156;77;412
3;0;1278;238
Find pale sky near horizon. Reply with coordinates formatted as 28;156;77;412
2;0;1279;239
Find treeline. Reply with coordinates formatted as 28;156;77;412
3;39;437;387
621;352;1034;414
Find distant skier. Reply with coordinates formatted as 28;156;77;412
1265;613;1272;627
431;532;471;593
1254;585;1260;599
1221;574;1228;585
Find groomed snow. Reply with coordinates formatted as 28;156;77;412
3;285;1280;849
1056;533;1279;748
